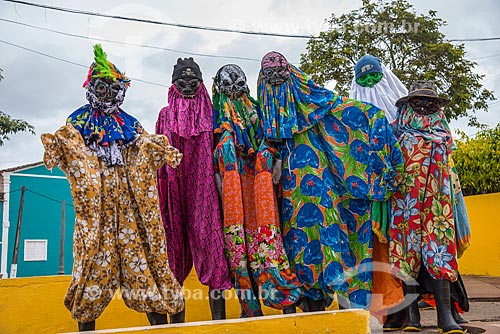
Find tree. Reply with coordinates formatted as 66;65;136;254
300;0;495;126
453;125;500;196
0;68;35;146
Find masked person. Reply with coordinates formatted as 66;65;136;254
257;51;404;312
41;44;185;332
156;58;231;323
212;64;303;317
350;54;408;125
349;54;407;323
389;80;465;334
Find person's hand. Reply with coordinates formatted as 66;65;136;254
272;159;282;185
166;145;183;168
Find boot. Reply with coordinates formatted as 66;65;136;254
383;307;406;332
283;305;297;314
78;321;95;332
418;299;435;310
209;289;226;320
146;312;168;325
451;303;467;324
402;283;421;332
170;309;186;323
306;298;326;312
433;280;463;334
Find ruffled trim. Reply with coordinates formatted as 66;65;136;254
66;104;143;166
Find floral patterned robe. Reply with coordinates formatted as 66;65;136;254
41;124;185;322
389;105;458;282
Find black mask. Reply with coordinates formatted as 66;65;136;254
90;78;122;103
174;77;201;98
409;97;440;115
262;66;290;86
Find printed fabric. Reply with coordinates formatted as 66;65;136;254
258;65;404;308
156;84;232;290
389;105;458;282
67;104;143;166
213;90;302;317
41;124;185;323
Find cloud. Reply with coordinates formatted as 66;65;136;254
0;0;499;169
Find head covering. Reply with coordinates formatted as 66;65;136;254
214;64;249;99
82;44;130;88
261;51;290;70
395;80;451;108
212;73;262;156
258;52;335;140
157;83;212;139
354;55;383;80
172;57;203;82
397;103;453;151
82;44;131;115
66;44;141;166
350;63;408;123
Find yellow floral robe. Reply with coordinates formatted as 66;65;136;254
41;124;185;323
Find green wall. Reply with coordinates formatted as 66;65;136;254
3;165;75;277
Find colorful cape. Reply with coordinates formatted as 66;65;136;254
258;65;404;308
389;105;458;282
213;89;302;316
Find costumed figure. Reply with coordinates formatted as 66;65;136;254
257;51;404;311
156;58;231;322
41;44;185;332
349;54;407;322
389;80;465;334
212;64;303;317
350;54;408;125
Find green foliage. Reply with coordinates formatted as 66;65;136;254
0;69;36;146
0;111;35;146
300;0;495;126
453;125;500;195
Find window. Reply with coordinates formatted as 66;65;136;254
24;239;48;261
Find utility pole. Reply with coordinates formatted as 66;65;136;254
58;200;65;275
10;186;25;278
1;172;12;278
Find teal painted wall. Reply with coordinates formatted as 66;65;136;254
4;165;75;277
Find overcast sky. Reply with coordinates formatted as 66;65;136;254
1;0;499;169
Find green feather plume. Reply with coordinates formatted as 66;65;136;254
91;44;115;80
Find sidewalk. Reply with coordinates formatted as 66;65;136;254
457;276;500;334
372;276;500;333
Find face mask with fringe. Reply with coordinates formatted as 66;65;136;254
65;44;143;166
83;44;131;114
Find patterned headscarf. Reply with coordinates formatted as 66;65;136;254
397;103;453;153
213;84;262;156
257;55;336;140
